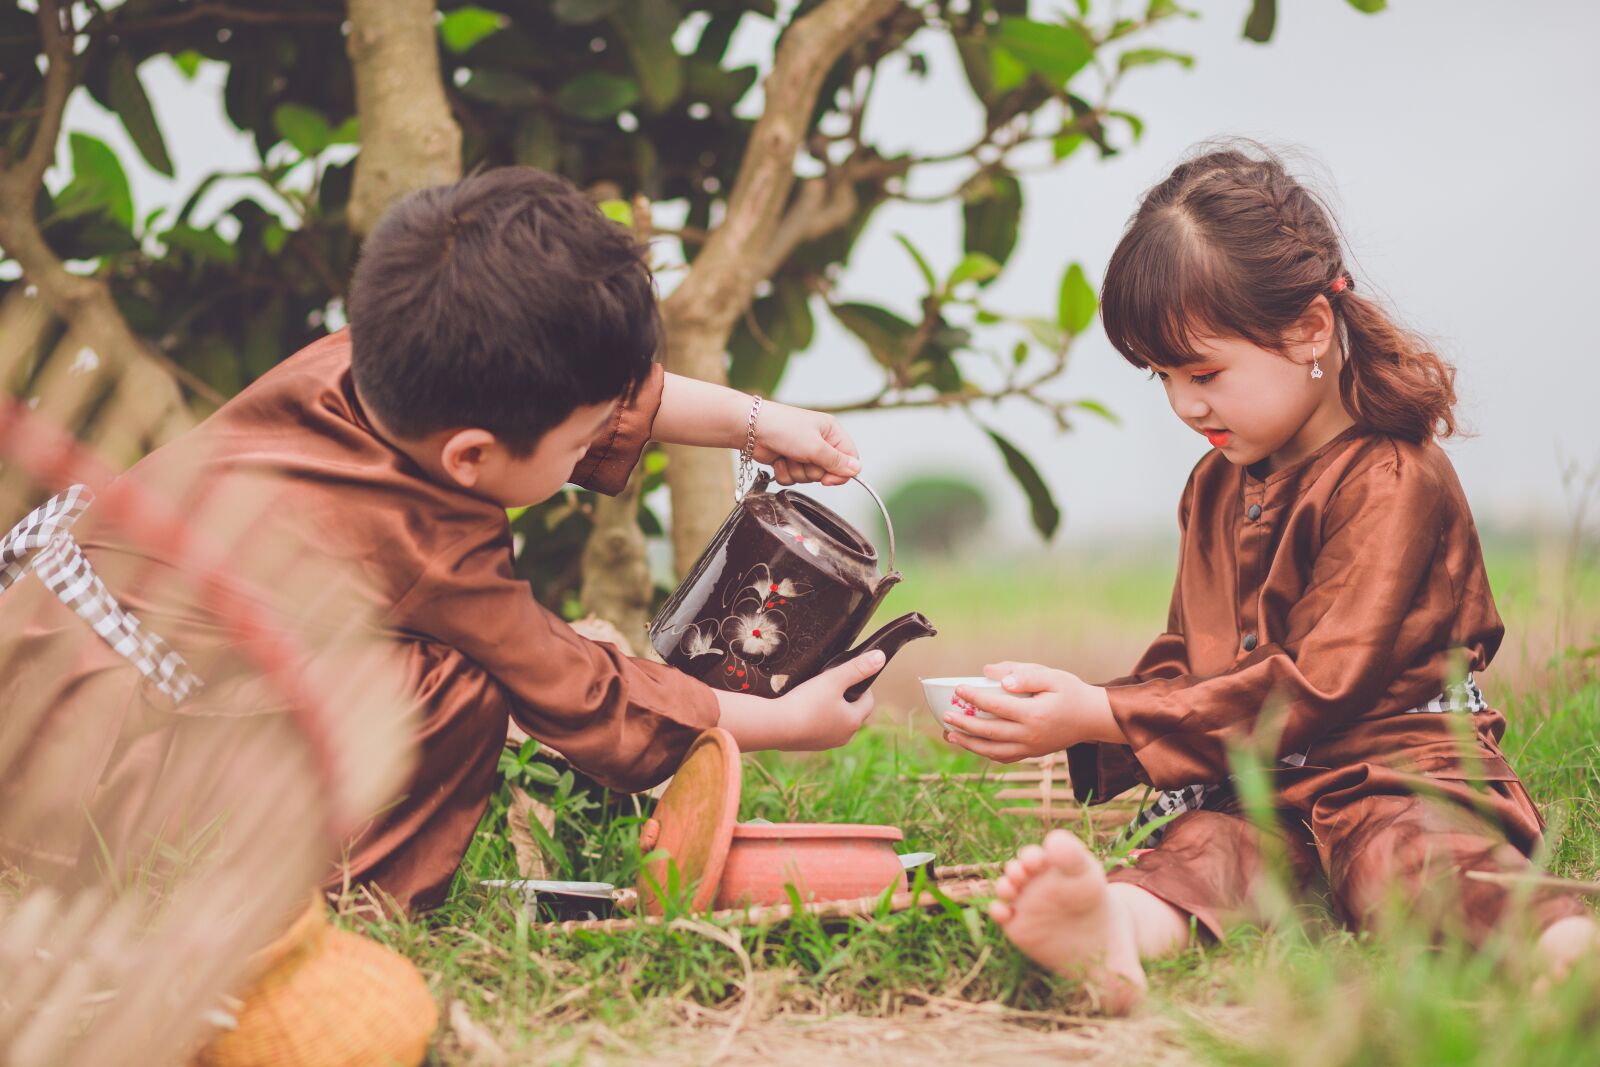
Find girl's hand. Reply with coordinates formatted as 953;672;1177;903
941;661;1119;763
753;401;861;486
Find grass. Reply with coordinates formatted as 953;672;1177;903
336;539;1600;1066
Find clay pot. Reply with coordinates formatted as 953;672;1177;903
714;823;906;909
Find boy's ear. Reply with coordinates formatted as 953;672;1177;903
438;428;498;488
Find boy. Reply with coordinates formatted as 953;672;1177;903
0;168;883;912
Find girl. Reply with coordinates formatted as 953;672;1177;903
944;145;1598;1013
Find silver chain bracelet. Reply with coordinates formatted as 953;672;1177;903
736;394;762;500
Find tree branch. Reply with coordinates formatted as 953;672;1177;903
657;0;900;578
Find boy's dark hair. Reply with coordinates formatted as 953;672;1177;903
347;167;660;453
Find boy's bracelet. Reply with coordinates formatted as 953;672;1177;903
737;394;762;499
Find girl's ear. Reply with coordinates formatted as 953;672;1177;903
1289;294;1337;349
438;428;497;488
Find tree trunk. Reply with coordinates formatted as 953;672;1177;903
345;0;463;237
578;461;654;649
659;0;898;578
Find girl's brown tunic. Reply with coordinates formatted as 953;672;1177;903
1068;427;1585;940
0;332;718;912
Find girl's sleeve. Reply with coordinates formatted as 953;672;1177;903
1101;453;1454;791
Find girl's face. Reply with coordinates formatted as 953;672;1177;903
1152;327;1351;472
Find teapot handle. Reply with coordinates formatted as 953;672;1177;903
851;476;896;575
743;469;896;574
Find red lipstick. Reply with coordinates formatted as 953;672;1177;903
1204;429;1231;448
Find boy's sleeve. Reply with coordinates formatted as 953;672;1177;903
1097;454;1466;792
570;363;665;496
394;517;720;793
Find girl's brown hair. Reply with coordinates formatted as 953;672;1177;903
1100;144;1457;443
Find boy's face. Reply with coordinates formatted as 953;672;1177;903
433;400;619;507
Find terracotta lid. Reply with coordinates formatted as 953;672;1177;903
729;823;903;841
636;726;742;916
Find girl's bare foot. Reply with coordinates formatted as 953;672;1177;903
989;829;1147;1015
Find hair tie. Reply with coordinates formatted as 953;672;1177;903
1329;275;1350;295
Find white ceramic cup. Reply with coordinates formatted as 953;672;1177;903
919;675;1022;734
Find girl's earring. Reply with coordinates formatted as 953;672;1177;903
1310;347;1324;380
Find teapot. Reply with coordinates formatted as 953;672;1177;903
648;472;935;700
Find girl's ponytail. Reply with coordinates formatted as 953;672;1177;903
1335;283;1457;444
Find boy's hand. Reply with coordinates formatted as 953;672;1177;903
713;650;883;752
754;401;861;487
941;661;1120;763
774;649;883;749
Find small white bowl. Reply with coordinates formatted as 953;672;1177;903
920;675;1003;734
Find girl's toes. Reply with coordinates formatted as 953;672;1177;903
1041;828;1095;876
994;874;1020;901
1017;844;1048;874
1004;858;1028;885
989;899;1015;924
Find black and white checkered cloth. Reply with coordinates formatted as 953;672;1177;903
1125;673;1489;847
1;485;201;703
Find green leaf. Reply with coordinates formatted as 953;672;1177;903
1117;48;1194;72
992;18;1094;87
553;0;623;23
684;59;757;109
1109;109;1145;143
173;50;203;79
557;72;641;120
106;52;174;177
611;0;684;112
985;428;1061;540
459;68;541;106
1346;0;1386;11
945;252;1002;292
330;115;359;145
272;103;333;157
831;302;915;370
1057;262;1097;334
1053;132;1086;160
989;44;1028;93
439;5;507;53
962;173;1022;268
163;223;238;265
893;233;937;292
56;133;134;228
1074;399;1119;424
1242;0;1276;42
598;198;634;227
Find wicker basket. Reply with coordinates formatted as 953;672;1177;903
192;894;437;1067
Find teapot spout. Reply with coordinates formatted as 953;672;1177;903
823;612;938;702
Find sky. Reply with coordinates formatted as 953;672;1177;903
46;1;1600;548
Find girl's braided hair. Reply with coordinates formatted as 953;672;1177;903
1100;142;1457;444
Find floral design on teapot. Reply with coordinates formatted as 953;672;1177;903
664;562;815;692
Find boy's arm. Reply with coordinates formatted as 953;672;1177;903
654;373;861;486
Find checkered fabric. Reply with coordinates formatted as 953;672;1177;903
1125;673;1488;847
0;485;201;703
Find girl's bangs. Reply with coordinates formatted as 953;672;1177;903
1101;218;1248;370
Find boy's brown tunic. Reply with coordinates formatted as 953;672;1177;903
1069;427;1585;940
1;332;718;912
